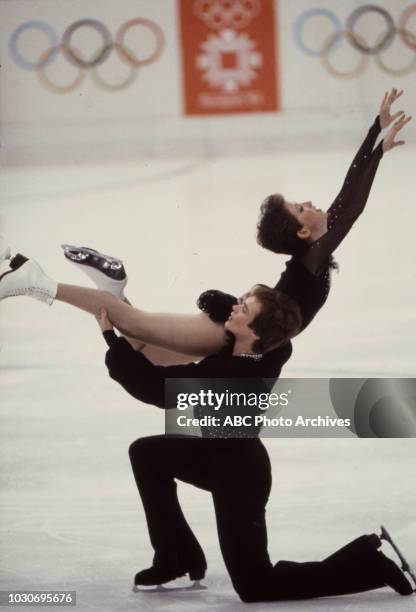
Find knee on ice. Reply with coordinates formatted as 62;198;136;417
236;585;264;603
128;437;151;460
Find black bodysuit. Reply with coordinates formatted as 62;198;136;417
106;118;386;602
198;116;383;337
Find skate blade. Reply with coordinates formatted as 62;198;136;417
132;580;207;593
380;525;416;590
61;244;123;267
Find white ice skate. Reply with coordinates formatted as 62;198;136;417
61;244;127;300
0;254;57;305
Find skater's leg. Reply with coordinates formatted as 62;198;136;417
244;535;405;602
129;435;210;575
208;442;389;603
56;284;227;355
121;333;199;365
121;298;202;364
209;440;274;602
62;246;205;363
0;255;227;355
140;344;201;366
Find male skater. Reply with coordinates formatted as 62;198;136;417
0;250;413;601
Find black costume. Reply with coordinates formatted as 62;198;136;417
198;116;384;333
104;118;398;601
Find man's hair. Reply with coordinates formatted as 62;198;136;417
256;193;306;256
249;285;301;354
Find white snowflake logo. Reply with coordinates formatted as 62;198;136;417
196;29;262;93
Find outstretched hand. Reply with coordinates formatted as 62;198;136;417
96;307;114;332
379;88;404;129
382;114;412;153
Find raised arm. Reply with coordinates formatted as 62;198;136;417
326;116;382;219
327;89;404;218
302;100;411;275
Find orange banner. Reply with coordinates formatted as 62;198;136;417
179;0;280;115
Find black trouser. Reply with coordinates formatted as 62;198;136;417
129;435;384;602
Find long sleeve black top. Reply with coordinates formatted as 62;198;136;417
198;116;384;333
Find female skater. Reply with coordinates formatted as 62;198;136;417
0;91;409;361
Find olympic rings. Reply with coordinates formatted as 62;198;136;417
373;28;416;76
193;0;261;31
62;19;112;68
9;18;165;92
293;5;416;77
90;43;138;91
398;5;416;50
9;21;60;71
37;45;86;93
115;19;165;67
321;31;369;79
293;9;343;57
346;6;395;55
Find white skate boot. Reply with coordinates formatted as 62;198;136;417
61;244;127;300
0;254;57;305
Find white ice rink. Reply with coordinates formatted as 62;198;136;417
1;146;416;611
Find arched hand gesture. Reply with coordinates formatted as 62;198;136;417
382;114;412;153
379;88;404;130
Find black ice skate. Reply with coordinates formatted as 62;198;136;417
380;525;416;592
132;562;207;593
61;244;127;299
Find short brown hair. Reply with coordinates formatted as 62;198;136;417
256;194;306;255
249;285;301;353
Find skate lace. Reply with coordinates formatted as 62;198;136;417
8;286;53;303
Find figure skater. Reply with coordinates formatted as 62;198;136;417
92;307;414;601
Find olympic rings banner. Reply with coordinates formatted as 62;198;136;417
178;0;280;115
293;4;416;78
8;18;165;93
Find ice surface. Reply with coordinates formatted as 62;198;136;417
1;150;415;611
